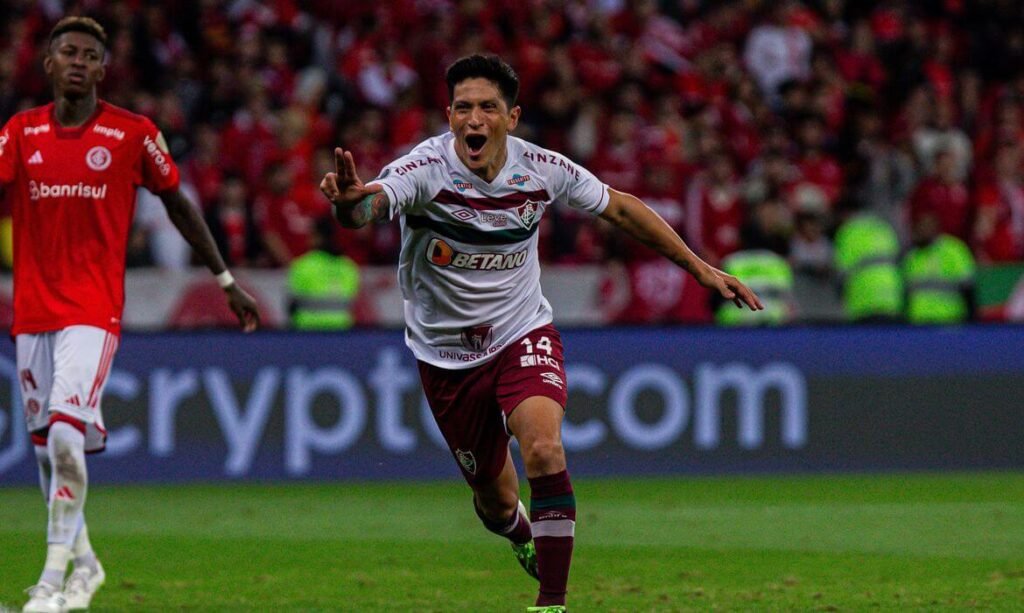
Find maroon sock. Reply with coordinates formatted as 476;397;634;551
529;470;576;607
474;498;532;545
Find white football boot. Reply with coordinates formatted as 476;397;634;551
62;561;105;611
22;582;67;613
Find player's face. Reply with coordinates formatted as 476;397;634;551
447;78;520;180
44;32;105;99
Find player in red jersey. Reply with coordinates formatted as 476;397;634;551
0;17;260;612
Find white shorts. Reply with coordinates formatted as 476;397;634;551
16;325;119;453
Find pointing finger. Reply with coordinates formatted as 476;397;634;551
334;147;345;175
343;150;361;184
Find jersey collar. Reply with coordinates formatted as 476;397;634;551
448;134;516;189
50;100;104;139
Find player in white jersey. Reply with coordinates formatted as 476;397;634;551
377;129;607;369
320;55;762;612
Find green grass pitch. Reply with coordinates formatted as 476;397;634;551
1;472;1022;611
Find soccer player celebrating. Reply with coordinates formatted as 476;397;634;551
320;55;762;612
0;17;260;612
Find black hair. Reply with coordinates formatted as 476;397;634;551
445;54;519;109
49;16;108;50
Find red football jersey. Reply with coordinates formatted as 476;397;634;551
0;101;180;335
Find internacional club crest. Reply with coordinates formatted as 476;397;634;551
85;146;112;171
516;199;540;229
455;449;477;475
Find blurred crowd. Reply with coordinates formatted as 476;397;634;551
3;0;1024;321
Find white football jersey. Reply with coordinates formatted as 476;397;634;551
371;132;609;369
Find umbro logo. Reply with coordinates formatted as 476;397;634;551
540;372;564;389
451;208;476;222
28;150;43;165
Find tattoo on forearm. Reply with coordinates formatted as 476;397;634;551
344;192;389;227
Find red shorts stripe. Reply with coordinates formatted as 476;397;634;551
49;412;87;435
87;332;117;408
89;331;116;407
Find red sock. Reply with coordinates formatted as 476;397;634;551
529;470;575;607
474;498;532;545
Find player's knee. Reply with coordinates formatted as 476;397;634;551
521;438;565;471
48;421;87;484
475;489;518;522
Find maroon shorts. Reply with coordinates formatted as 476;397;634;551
418;323;568;486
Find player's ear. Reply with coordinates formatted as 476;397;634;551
43;54;53;78
508;105;521;131
96;63;106;83
446;105;453;131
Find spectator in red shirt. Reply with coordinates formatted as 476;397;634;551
220;90;277;187
205;173;264;267
907;148;972;241
975;143;1024;262
589;110;643;194
836;20;887;95
182;123;223;211
685;150;744;266
255;161;329;266
795;114;843;206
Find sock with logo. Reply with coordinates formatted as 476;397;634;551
473;497;532;545
529;470;576;607
34;440;67;587
39;437;98;575
46;420;88;550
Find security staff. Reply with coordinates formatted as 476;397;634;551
288;216;360;330
903;213;975;324
834;211;903;322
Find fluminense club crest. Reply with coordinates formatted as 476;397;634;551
461;324;493;352
516;199;541;229
455;449;477;474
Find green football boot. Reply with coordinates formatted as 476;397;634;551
526;606;566;612
511;539;539;580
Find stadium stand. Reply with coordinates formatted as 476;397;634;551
3;0;1024;325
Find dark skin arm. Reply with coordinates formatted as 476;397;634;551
599;188;764;311
319;148;390;228
158;188;260;332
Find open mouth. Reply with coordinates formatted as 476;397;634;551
465;134;487;157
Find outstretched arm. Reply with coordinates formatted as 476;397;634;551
598;188;764;311
319;148;390;228
159;189;260;331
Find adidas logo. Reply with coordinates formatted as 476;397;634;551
54;486;75;501
28;150;43;164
